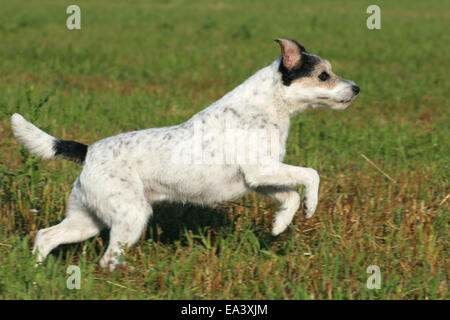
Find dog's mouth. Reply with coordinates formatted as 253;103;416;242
316;96;353;104
310;95;356;111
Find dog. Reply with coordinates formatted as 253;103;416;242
11;39;359;270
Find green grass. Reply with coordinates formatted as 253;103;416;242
0;0;448;299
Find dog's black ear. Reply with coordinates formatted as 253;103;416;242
274;39;304;69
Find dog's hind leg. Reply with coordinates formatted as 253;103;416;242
258;186;301;236
99;193;152;271
33;203;105;265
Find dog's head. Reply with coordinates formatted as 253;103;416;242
275;38;359;113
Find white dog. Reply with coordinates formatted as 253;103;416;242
11;39;359;270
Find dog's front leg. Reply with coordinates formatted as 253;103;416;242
243;163;320;232
258;186;301;235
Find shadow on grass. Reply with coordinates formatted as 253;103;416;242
51;202;235;262
148;202;233;244
149;202;278;253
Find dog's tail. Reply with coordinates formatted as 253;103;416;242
11;113;88;164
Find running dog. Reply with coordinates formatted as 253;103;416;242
11;39;359;270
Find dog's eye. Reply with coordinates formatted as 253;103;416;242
318;72;330;81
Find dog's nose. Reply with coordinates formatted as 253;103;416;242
352;85;360;95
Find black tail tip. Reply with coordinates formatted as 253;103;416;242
54;139;88;164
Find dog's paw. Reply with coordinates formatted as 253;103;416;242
271;224;287;236
303;195;318;219
100;255;134;272
271;218;289;236
114;263;135;273
303;168;319;219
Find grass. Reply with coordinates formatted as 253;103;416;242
0;0;448;299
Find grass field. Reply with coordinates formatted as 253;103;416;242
0;0;448;299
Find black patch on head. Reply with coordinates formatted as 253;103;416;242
54;139;88;164
278;48;320;86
